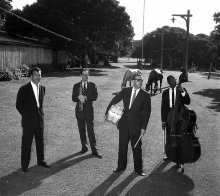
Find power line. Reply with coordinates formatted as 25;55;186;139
0;6;81;44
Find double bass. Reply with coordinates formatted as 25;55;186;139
165;77;201;173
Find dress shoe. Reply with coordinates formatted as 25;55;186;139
38;161;51;168
80;149;88;154
113;168;126;173
22;168;29;172
135;170;146;176
92;152;102;159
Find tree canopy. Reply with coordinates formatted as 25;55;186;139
0;0;12;10
131;26;216;70
210;12;220;63
5;0;134;64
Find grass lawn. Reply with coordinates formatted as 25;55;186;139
0;58;219;196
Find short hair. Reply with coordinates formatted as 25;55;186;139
133;73;142;80
167;75;175;83
80;68;90;75
30;67;41;75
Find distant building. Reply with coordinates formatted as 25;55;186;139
0;31;68;72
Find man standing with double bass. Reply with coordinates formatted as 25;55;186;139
161;75;190;167
105;73;151;176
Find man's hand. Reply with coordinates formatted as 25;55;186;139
78;95;86;103
162;122;166;130
177;85;184;93
141;129;146;136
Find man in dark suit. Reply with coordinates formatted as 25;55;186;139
16;67;50;172
72;68;102;158
161;75;190;162
105;73;151;176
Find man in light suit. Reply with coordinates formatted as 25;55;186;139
105;73;151;176
16;67;50;172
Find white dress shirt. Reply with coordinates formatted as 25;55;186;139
82;82;87;89
129;87;140;109
31;81;40;108
169;87;186;108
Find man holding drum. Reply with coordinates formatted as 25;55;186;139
105;73;151;176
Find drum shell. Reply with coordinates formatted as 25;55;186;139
106;105;124;125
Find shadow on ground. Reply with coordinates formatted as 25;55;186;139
87;161;194;196
193;88;220;112
87;171;137;196
44;68;108;78
125;161;194;196
94;64;121;69
0;152;94;196
199;72;220;80
124;64;160;71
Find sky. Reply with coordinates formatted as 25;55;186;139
11;0;220;40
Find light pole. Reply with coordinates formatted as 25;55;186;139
160;28;164;70
141;0;146;69
171;10;192;71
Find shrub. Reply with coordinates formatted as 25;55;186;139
0;68;14;81
0;64;30;81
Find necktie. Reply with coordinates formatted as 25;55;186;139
82;83;87;95
130;90;137;108
172;88;175;108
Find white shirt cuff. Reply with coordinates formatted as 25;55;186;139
181;91;186;97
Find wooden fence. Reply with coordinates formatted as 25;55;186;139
0;43;68;71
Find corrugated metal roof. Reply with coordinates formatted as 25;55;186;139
0;31;50;48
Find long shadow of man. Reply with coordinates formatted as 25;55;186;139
87;171;125;196
125;161;194;196
0;152;93;196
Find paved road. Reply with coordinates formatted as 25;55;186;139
0;58;219;196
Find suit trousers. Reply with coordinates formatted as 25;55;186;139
165;124;172;145
118;126;143;172
21;124;44;168
76;109;97;153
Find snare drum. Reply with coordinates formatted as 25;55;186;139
106;105;124;125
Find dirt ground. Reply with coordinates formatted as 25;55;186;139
0;58;219;196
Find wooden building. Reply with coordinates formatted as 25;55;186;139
0;31;68;72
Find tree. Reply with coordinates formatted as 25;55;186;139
210;12;220;70
0;0;12;10
131;26;215;70
5;0;134;65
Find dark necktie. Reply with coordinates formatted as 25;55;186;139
130;90;137;108
172;88;175;108
82;83;87;95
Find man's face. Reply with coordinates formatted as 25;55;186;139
168;76;176;88
133;75;143;89
31;70;41;84
81;70;89;82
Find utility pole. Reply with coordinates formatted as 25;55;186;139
160;28;164;70
141;0;146;69
171;10;192;71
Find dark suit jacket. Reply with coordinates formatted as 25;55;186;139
16;82;45;129
72;81;98;113
106;87;151;135
161;87;190;123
